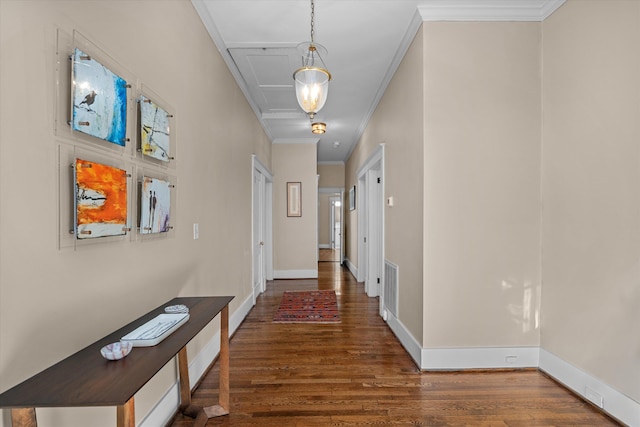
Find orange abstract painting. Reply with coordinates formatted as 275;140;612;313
75;158;128;239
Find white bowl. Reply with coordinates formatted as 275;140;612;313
100;341;133;360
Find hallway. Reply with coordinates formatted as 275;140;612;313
169;255;620;426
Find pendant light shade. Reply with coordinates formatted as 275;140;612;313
294;1;331;118
311;122;326;134
294;66;330;117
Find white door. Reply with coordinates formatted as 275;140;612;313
357;175;368;283
356;145;385;315
329;196;341;249
252;168;265;305
366;168;382;298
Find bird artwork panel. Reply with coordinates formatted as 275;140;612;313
140;96;171;162
140;176;171;234
71;48;127;146
75;158;128;239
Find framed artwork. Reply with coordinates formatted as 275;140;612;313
287;182;302;217
139;96;171;162
74;158;128;239
140;176;171;234
349;185;356;211
71;48;128;146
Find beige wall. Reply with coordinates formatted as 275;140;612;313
347;21;542;349
422;21;542;348
0;1;270;425
541;0;640;402
272;143;318;276
317;163;345;188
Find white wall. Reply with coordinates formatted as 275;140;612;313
0;1;270;426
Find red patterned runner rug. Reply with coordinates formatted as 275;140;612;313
273;290;341;323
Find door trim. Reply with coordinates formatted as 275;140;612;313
356;144;385;315
252;155;273;304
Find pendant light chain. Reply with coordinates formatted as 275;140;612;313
293;0;330;123
310;0;315;44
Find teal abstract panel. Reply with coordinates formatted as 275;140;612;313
72;48;127;146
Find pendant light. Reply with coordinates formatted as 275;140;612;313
311;122;326;134
293;0;331;120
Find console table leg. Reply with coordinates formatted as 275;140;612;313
117;397;134;427
178;346;192;409
11;408;37;427
203;304;230;418
219;304;229;410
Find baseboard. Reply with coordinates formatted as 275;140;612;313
138;293;254;427
343;257;357;279
539;349;639;427
319;244;331;249
386;311;538;370
421;346;539;370
273;269;318;279
385;311;422;367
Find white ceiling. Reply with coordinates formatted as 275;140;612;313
192;0;565;163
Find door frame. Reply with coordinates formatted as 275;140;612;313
356;144;385;314
252;155;273;305
329;195;341;250
319;187;345;263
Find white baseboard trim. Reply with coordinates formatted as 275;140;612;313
385;311;422;367
273;269;318;279
539;349;639;427
421;346;539;370
138;382;180;427
319;244;331;249
343;257;357;280
138;294;254;427
386;311;538;370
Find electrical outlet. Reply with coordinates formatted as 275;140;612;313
193;223;199;240
585;387;604;408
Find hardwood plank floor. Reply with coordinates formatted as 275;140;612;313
319;248;340;262
169;254;621;426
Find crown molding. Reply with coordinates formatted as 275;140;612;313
418;0;566;22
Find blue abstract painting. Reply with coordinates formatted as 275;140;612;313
140;96;171;162
140;176;171;234
72;48;127;146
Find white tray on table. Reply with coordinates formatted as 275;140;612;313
121;313;190;347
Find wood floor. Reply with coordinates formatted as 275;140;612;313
169;250;620;426
319;247;341;262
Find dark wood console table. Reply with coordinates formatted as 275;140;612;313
0;296;234;427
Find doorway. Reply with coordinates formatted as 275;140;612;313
318;188;345;264
356;145;385;316
330;196;341;250
252;155;273;305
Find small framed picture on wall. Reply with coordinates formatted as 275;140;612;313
287;182;302;217
349;185;356;211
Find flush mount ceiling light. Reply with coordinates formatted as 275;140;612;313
293;0;331;120
311;122;326;134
